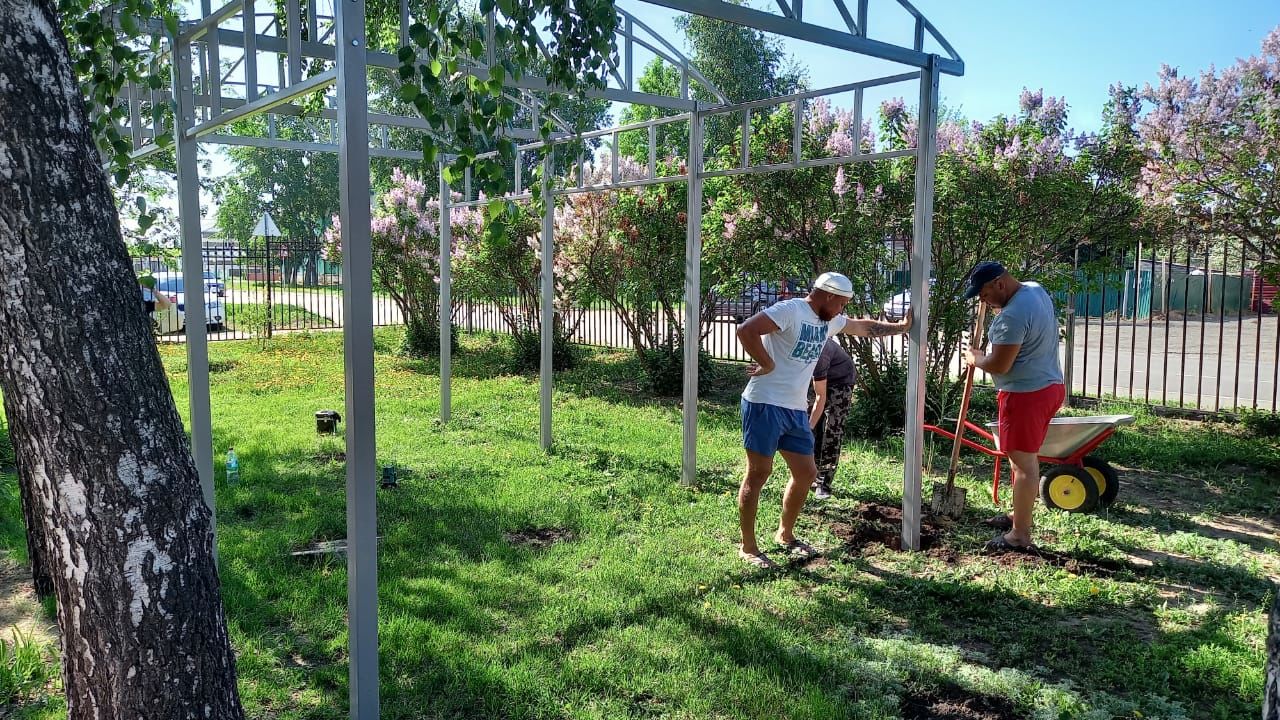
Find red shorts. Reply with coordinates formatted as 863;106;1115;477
997;384;1065;453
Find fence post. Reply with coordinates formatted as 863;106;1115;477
264;237;274;340
1063;245;1078;407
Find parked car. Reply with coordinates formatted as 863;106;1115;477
151;273;225;332
882;279;936;320
712;279;808;323
202;271;225;297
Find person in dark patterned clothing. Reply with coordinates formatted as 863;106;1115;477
808;338;856;499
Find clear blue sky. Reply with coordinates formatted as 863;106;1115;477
616;0;1280;133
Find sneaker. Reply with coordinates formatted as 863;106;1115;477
814;484;832;500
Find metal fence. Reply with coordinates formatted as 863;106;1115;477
136;238;1278;415
1063;239;1278;414
134;241;403;342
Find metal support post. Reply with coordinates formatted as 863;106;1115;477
173;37;215;521
335;0;379;714
681;109;704;487
439;164;452;423
540;153;555;451
242;0;257;100
902;57;940;552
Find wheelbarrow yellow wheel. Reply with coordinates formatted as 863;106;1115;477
1039;465;1100;513
1082;456;1119;508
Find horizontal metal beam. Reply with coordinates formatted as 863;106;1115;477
702;71;919;118
202;133;423;160
638;0;963;75
450;192;534;209
114;141;171;168
699;147;915;179
180;0;242;41
471;111;693;163
205;27;705;112
550;173;689;197
185;68;336;139
188;93;552;140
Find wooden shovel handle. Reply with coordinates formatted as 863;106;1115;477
945;303;988;491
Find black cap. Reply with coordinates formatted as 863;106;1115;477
963;261;1006;299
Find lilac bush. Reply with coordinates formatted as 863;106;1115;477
323;168;481;356
1135;28;1280;278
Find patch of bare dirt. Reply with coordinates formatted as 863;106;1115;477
900;683;1021;720
503;527;575;550
1198;514;1280;553
984;545;1132;576
0;555;58;650
801;556;830;571
830;502;943;553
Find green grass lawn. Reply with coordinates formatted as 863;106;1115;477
224;303;335;332
3;328;1277;719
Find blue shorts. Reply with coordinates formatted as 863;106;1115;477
741;398;814;456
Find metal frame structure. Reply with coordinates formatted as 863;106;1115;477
114;1;961;716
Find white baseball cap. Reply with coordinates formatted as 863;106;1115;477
813;271;854;298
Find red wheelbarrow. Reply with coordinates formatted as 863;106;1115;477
923;414;1135;513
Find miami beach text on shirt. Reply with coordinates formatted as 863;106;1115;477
790;323;828;363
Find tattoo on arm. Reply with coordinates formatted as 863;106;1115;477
841;317;908;338
862;320;902;337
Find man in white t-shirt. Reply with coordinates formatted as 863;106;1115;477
735;272;912;568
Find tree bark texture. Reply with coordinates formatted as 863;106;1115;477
0;1;247;718
1266;585;1278;720
12;414;56;600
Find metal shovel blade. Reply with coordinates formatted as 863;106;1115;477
930;481;968;519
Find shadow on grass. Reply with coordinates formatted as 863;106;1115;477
1101;501;1279;555
795;558;1261;719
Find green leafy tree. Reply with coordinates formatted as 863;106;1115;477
618;5;803;162
894;89;1145;418
616;60;686;163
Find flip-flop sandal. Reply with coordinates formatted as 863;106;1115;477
984;533;1038;554
779;539;820;560
984;515;1013;531
739;550;780;570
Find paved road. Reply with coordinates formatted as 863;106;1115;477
1063;315;1278;413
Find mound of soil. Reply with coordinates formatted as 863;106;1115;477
831;502;943;552
900;683;1021;720
985;546;1131;576
504;527;576;550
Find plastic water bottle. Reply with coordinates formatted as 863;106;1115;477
226;448;240;485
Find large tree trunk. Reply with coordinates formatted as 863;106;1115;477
10;415;55;600
1266;586;1279;720
1;415;53;599
0;2;246;718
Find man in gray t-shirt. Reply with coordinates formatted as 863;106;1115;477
962;261;1065;553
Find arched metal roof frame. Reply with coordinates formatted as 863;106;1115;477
112;1;961;717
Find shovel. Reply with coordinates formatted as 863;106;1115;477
930;302;988;519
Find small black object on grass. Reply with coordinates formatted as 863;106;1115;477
315;409;341;434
